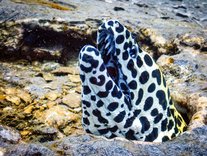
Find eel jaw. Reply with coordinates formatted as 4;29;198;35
97;27;116;57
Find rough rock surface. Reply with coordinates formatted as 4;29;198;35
0;0;206;155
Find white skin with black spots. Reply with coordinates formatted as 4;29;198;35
79;20;187;142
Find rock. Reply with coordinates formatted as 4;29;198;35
52;66;79;75
2;107;13;112
172;4;187;10
114;7;125;11
68;74;81;83
33;125;58;135
0;125;21;144
62;92;81;108
138;28;178;58
35;105;79;128
46;126;207;155
16;90;32;104
5;95;21;105
201;42;207;52
75;86;81;94
46;101;57;108
43;73;55;82
175;11;190;18
3;88;32;104
157;48;207;127
134;3;149;8
4;88;17;95
23;105;34;114
41;62;61;72
45;91;60;101
20;130;31;136
0;147;6;156
180;34;205;49
4;143;56;156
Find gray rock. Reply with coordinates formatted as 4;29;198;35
4;143;56;156
0;125;21;144
45;126;207;156
41;62;61;72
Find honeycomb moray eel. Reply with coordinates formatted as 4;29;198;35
79;20;187;142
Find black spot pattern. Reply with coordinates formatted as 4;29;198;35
116;48;121;55
114;110;126;123
105;80;113;90
94;124;101;128
154;113;163;124
148;83;155;93
97;91;109;98
122;51;129;60
136;89;143;105
124;116;136;128
124;97;132;110
128;80;137;90
84;110;90;116
90;75;105;86
144;97;153;111
140;116;150;133
98;129;109;134
91;95;96;101
83;117;90;125
133;110;141;117
156;90;167;110
127;60;137;78
163;76;166;87
126;30;130;39
112;86;122;99
176;117;182;127
109;126;118;132
144;54;153;66
168;120;174;131
92;109;108;124
139;71;149;84
161;118;168;131
83;86;91;95
162;136;170;142
115;21;124;33
80;53;99;73
124;42;129;50
130;92;135;100
125;129;137;140
167;89;170;99
136;55;143;68
108;21;114;26
99;63;105;72
151;108;158;116
79;20;186;142
107;102;119;111
116;35;125;44
87;47;99;56
120;83;127;91
167;108;171;117
152;69;161;85
80;74;85;82
82;100;91;107
97;100;104;107
145;128;158;142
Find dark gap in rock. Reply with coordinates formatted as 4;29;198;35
18;23;95;64
0;23;95;64
174;102;190;125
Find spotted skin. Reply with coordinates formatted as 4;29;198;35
79;20;187;142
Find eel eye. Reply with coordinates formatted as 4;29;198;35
129;45;138;58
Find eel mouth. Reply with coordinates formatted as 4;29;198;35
97;27;116;57
96;27;120;85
